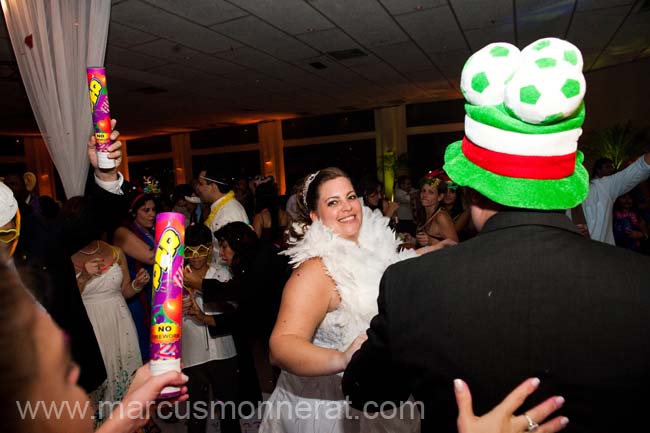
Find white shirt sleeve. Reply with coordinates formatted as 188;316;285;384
94;171;125;195
214;200;250;229
599;156;650;200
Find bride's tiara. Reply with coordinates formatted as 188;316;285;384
302;171;320;207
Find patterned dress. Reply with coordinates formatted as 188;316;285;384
82;261;142;411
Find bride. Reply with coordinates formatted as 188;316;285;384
260;167;445;433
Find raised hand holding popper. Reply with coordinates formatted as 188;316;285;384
86;67;115;169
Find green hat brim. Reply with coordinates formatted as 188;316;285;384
443;140;589;210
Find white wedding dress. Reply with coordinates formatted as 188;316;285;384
81;262;142;405
259;207;420;433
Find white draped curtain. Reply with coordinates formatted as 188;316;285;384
1;0;111;197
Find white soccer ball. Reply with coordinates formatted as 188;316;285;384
520;37;583;71
460;42;521;106
504;61;585;125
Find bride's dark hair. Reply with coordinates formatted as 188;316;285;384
289;167;351;242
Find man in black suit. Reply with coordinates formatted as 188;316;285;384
343;39;650;433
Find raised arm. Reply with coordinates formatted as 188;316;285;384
113;227;155;265
602;152;650;199
86;119;133;239
269;257;352;376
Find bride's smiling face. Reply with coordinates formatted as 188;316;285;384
310;177;362;242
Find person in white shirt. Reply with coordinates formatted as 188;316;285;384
192;168;249;433
581;153;650;244
196;169;249;280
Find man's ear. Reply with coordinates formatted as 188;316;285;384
467;188;481;206
23;172;37;193
309;211;318;223
209;183;220;195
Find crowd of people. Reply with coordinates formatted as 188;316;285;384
1;37;649;433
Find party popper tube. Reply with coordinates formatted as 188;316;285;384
150;212;185;399
86;67;115;169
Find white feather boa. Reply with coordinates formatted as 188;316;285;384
283;206;417;350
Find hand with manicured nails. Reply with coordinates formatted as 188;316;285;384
455;378;569;433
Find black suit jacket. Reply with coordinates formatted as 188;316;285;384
202;240;287;340
343;211;650;433
201;240;288;404
85;173;133;242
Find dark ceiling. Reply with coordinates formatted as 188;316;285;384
1;0;649;138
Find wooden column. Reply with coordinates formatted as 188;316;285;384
374;105;407;199
171;133;192;185
257;120;286;194
375;105;407;157
23;136;56;199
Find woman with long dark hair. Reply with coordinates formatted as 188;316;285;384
184;221;288;398
415;171;458;247
181;224;243;433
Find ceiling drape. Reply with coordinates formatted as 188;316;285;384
1;0;110;197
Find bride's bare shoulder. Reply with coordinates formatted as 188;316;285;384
287;257;331;286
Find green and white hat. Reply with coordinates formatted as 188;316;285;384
444;38;589;210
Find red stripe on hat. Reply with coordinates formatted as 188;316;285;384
461;136;576;180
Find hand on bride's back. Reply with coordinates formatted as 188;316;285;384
343;332;368;367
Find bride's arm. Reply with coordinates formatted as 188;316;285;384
269;257;349;376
